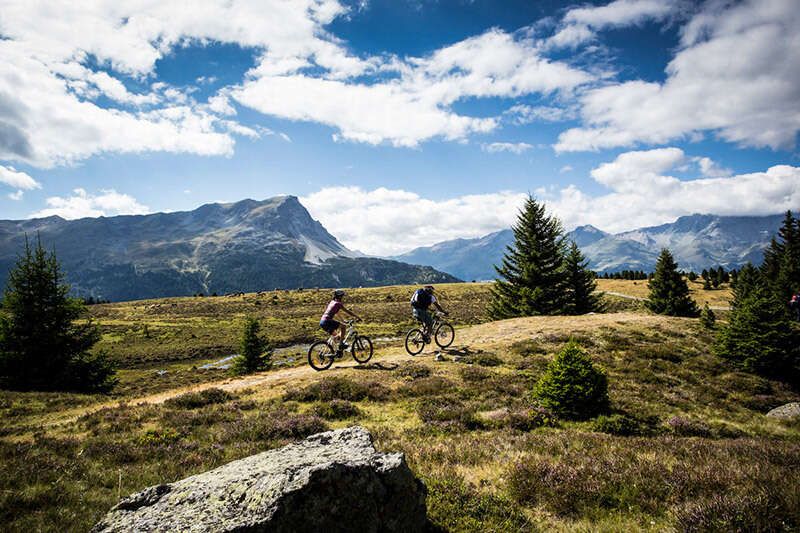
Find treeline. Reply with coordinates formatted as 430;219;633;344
598;270;650;280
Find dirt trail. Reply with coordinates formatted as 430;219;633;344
605;291;730;311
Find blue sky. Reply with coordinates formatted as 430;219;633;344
0;0;798;255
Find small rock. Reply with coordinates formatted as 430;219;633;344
434;353;446;362
766;402;800;420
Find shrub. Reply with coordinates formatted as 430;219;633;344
510;339;547;357
459;365;491;382
164;388;233;409
136;428;181;447
667;416;711;438
311;399;360;420
675;491;797;532
592;413;646;436
468;352;503;367
699;302;717;329
283;376;388;402
396;362;431;380
507;407;557;431
399;376;454;397
417;396;483;430
533;341;609;420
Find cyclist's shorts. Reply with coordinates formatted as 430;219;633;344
412;307;433;327
319;319;341;334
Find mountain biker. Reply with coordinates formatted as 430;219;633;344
411;285;447;341
320;289;361;349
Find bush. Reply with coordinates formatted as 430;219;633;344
533;341;609;420
675;491;797;532
507;407;557;431
399;376;454;397
592;413;646;436
510;339;547;357
283;376;388;402
667;416;712;438
311;400;360;420
459;365;491;382
467;352;503;367
164;388;233;409
417;396;483;431
396;362;431;380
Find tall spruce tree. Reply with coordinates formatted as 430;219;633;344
715;265;797;378
0;236;116;392
645;248;699;317
488;196;568;319
563;241;603;315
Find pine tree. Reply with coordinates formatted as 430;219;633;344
563;241;603;315
533;341;609;420
0;236;116;392
699;302;716;329
231;317;271;375
715;267;797;378
645;249;699;317
488;196;567;319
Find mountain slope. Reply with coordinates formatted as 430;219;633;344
391;214;786;278
0;196;458;300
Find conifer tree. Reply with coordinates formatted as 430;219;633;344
700;302;716;329
0;236;116;392
488;196;567;319
715;266;797;378
645;249;699;317
563;241;603;315
231;317;271;375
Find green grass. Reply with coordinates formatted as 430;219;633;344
1;283;799;532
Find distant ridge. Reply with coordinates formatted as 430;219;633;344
0;196;458;301
391;213;788;279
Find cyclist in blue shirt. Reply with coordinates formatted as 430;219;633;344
410;285;447;341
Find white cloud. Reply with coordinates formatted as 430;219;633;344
556;0;800;152
548;0;680;49
505;104;577;124
545;148;800;232
301;187;527;256
559;165;573;173
233;28;594;147
481;142;534;154
0;165;41;190
30;189;150;219
693;156;732;178
8;190;24;201
303;150;800;255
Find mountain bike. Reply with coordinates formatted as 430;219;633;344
307;319;373;371
405;311;455;355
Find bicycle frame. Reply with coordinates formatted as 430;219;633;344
328;320;357;347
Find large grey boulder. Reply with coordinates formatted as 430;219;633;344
766;402;800;420
92;426;427;532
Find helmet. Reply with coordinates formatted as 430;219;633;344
424;285;435;293
333;289;346;299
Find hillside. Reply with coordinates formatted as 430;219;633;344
393;213;786;279
0;196;457;300
1;284;798;531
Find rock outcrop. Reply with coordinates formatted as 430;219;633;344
766;402;800;420
92;426;427;532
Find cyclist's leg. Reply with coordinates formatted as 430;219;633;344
338;323;348;347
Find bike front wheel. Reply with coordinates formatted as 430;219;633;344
434;322;455;348
405;328;426;356
351;335;373;364
308;341;334;371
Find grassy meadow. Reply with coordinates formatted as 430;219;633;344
3;279;798;532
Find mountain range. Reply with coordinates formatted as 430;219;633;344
0;196;457;301
392;213;786;280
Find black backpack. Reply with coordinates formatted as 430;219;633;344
411;288;432;309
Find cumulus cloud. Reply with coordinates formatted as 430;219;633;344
545;148;800;232
548;0;680;49
8;190;24;201
481;142;534;154
0;165;41;190
301;187;527;256
505;104;577;124
30;189;150;220
0;0;362;167
556;0;800;152
302;150;800;255
233;28;594;147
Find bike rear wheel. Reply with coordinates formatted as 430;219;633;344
434;322;455;348
308;341;334;371
405;328;426;356
351;335;373;364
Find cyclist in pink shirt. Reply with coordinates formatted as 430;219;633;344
319;289;361;349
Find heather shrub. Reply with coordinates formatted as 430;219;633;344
533;341;609;420
164;388;233;409
311;399;360;420
507;407;557;431
417;396;483;431
283;376;388;402
592;413;647;436
459;365;491;382
396;362;431;380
